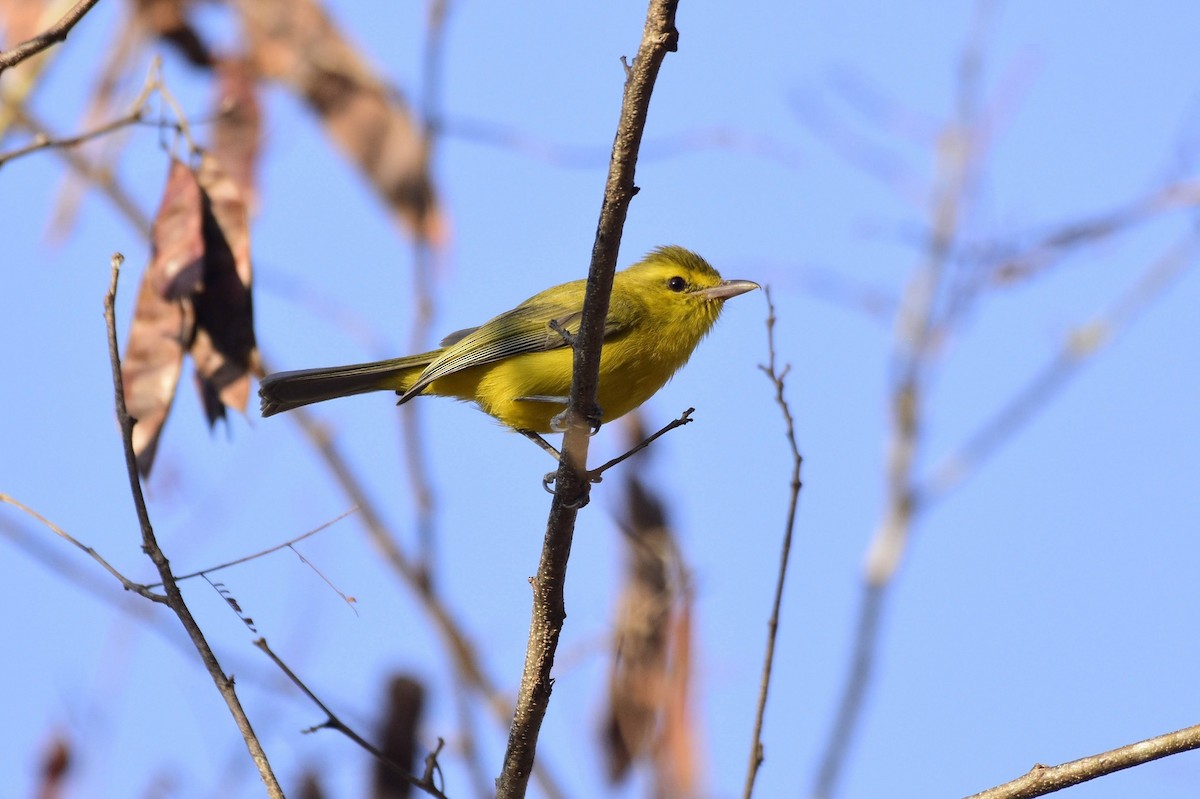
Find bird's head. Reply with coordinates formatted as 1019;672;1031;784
622;246;760;337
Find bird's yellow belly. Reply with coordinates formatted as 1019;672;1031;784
426;341;679;433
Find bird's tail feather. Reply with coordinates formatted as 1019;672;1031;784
259;355;433;417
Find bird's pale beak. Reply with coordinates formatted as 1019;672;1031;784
699;279;760;301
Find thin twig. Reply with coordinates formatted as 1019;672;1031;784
587;408;694;480
105;253;284;798
963;721;1200;799
0;0;104;75
252;638;450;799
494;3;680;796
0;492;161;598
0;107;145;168
742;288;804;798
148;507;358;586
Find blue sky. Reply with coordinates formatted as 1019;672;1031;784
3;2;1199;798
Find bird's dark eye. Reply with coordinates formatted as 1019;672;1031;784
667;276;687;292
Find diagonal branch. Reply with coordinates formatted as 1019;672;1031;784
494;2;681;797
0;0;105;75
963;721;1200;799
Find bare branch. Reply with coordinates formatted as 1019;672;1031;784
495;3;680;796
587;408;695;481
0;0;104;76
963;722;1200;799
105;253;284;798
743;288;804;798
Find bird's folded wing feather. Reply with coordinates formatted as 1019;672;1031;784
398;298;629;401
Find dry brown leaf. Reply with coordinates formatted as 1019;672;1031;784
192;152;256;421
602;472;702;795
212;57;262;211
122;267;193;477
374;675;425;799
654;595;699;799
239;0;446;244
603;476;675;783
150;158;205;299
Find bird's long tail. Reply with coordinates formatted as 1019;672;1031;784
259;354;434;417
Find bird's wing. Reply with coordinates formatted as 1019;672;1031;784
398;296;631;402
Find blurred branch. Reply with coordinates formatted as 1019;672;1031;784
811;8;992;796
963;721;1200;799
743;288;804;799
9;104;151;233
0;0;103;76
0;104;145;167
495;2;680;796
105;253;284;798
399;0;454;589
444;115;804;170
923;226;1200;501
979;179;1200;286
253;639;449;799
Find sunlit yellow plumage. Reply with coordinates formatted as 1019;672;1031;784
259;246;758;433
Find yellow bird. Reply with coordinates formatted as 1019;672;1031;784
259;246;759;438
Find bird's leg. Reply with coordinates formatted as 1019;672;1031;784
517;428;604;498
518;429;562;460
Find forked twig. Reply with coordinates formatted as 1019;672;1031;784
105;253;284;798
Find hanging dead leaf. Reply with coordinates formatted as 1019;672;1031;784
654;592;699;799
149;158;205;299
602;470;702;796
239;0;446;244
192;152;256;422
603;475;675;783
122;271;193;477
212;57;262;212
